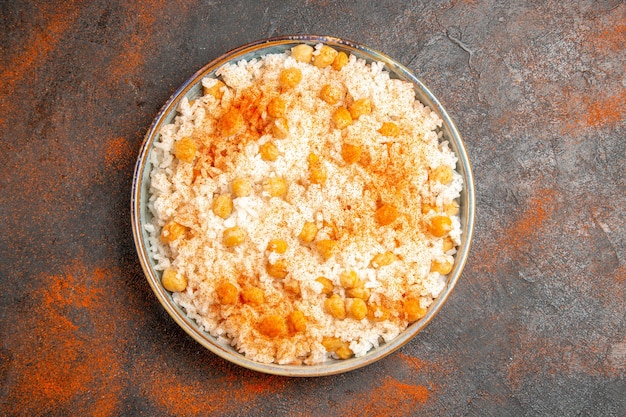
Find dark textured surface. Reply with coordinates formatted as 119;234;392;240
1;1;624;416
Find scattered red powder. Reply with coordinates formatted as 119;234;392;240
104;136;134;169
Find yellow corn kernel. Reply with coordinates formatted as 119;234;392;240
315;239;337;260
212;193;233;219
241;287;264;305
288;310;307;333
203;79;226;99
267;96;287;118
370;251;398;268
298;221;318;243
272;117;289;139
259;141;279;161
161;268;188;292
332;51;349;71
313;45;338;68
375;203;399;226
431;259;453;275
367;303;391;322
284;279;301;296
347;298;368;320
378;121;400;137
316;276;334;295
445;200;460;216
321;336;344;352
428;215;452;237
218;107;245;136
341;143;362;164
348;98;372;119
223;226;246;247
231;177;252;197
403;298;427;322
291;44;314;63
346;286;370;301
263;177;288;197
339;270;360;289
266;259;288;279
174;136;197;162
421;202;438;214
324;294;346;320
335;344;354;359
320;84;343;105
258;315;288;338
430;165;453;185
279;67;302;89
216;281;238;305
443;236;455;252
267;239;288;254
332;107;353;129
160;221;187;243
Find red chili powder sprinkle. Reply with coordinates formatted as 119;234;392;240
4;265;123;417
104;136;134;169
585;90;626;128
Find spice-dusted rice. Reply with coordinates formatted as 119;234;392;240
146;43;463;365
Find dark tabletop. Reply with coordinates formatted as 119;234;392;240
1;1;625;416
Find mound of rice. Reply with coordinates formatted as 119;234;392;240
145;44;463;365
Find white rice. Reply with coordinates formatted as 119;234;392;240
146;44;463;365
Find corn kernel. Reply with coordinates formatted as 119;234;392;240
266;259;288;279
203;79;226;99
430;165;454;185
375;203;399;226
339;270;360;289
431;259;453;275
428;215;452;237
291;44;314;63
160;221;187;243
313;45;338;68
341;143;362;164
231;178;252;197
263;177;288;197
174;136;197;162
320;84;343;105
378;121;400;137
348;98;372;119
267;239;288;254
403;298;427;322
279;67;302;89
223;226;246;247
332;107;353;129
298;221;318;242
324;294;346;320
321;336;344;352
335;344;354;359
316;276;334;295
315;239;337;260
308;156;327;185
216;281;238;305
370;251;398;268
288;310;307;333
443;236;455;252
212;193;233;219
161;268;188;292
218;107;245;136
241;287;264;305
267;96;287;118
347;298;368;320
346;286;370;301
284;279;301;296
332;51;349;71
258;315;288;338
272;117;289;139
259;141;279;161
445;200;460;216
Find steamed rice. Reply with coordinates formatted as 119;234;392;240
146;44;463;365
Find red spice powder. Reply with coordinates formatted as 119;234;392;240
585;90;626;128
335;376;431;417
3;263;123;417
104;136;134;169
